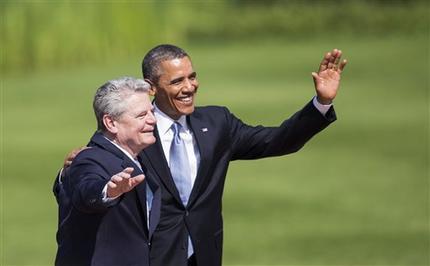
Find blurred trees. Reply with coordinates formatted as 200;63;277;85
0;0;428;73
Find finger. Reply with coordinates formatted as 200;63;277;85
333;50;342;66
131;174;145;185
327;49;337;69
338;59;347;72
74;146;90;155
64;146;89;168
318;52;331;72
107;180;118;189
111;175;123;183
122;167;134;175
128;174;145;187
71;146;89;157
116;167;134;179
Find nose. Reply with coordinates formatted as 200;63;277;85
183;78;197;92
147;110;157;125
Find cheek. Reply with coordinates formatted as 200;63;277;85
193;80;199;88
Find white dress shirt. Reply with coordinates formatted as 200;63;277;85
312;96;332;116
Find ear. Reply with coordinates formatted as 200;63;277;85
103;114;118;134
145;78;157;96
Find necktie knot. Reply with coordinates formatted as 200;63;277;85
171;122;182;143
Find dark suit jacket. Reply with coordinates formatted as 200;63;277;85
54;132;160;266
140;100;336;266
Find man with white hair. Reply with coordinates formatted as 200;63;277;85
54;77;160;266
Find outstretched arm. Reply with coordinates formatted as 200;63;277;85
312;48;347;105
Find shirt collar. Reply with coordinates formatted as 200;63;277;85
154;103;188;135
102;135;141;169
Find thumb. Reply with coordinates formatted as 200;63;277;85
129;174;145;188
311;72;319;80
132;174;145;184
311;72;319;87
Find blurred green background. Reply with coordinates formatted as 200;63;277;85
1;0;428;265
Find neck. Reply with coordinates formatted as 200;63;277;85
154;102;182;121
102;132;138;159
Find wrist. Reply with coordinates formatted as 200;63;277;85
316;96;332;105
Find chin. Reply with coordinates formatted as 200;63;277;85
180;106;195;116
139;135;156;147
145;136;156;145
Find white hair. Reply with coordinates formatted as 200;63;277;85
93;77;151;131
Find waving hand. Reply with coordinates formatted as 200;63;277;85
312;49;347;104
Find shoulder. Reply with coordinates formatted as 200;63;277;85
190;106;239;134
71;146;121;170
67;146;125;181
195;105;228;113
73;146;110;161
193;105;232;119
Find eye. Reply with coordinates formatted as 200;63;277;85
137;112;147;118
170;77;183;85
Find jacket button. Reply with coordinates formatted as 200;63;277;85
185;210;189;216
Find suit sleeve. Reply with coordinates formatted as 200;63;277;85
53;169;63;204
66;156;117;213
228;99;336;160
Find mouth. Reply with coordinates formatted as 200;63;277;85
141;129;154;134
176;94;194;105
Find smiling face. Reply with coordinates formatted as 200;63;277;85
151;56;199;120
107;92;156;157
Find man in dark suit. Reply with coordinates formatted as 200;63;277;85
139;45;347;266
54;77;160;266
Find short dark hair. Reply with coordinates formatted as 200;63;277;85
142;44;189;85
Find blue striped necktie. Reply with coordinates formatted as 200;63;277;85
169;122;192;206
169;122;194;257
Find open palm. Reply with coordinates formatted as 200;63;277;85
312;49;347;104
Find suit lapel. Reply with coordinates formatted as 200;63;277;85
187;112;212;207
147;180;161;240
135;153;161;240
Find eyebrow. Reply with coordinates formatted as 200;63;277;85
169;72;197;85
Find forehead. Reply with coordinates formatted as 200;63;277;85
169;58;184;67
158;57;194;77
123;92;151;109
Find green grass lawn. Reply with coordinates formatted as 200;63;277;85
2;34;428;265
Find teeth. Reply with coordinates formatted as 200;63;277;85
178;96;192;103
